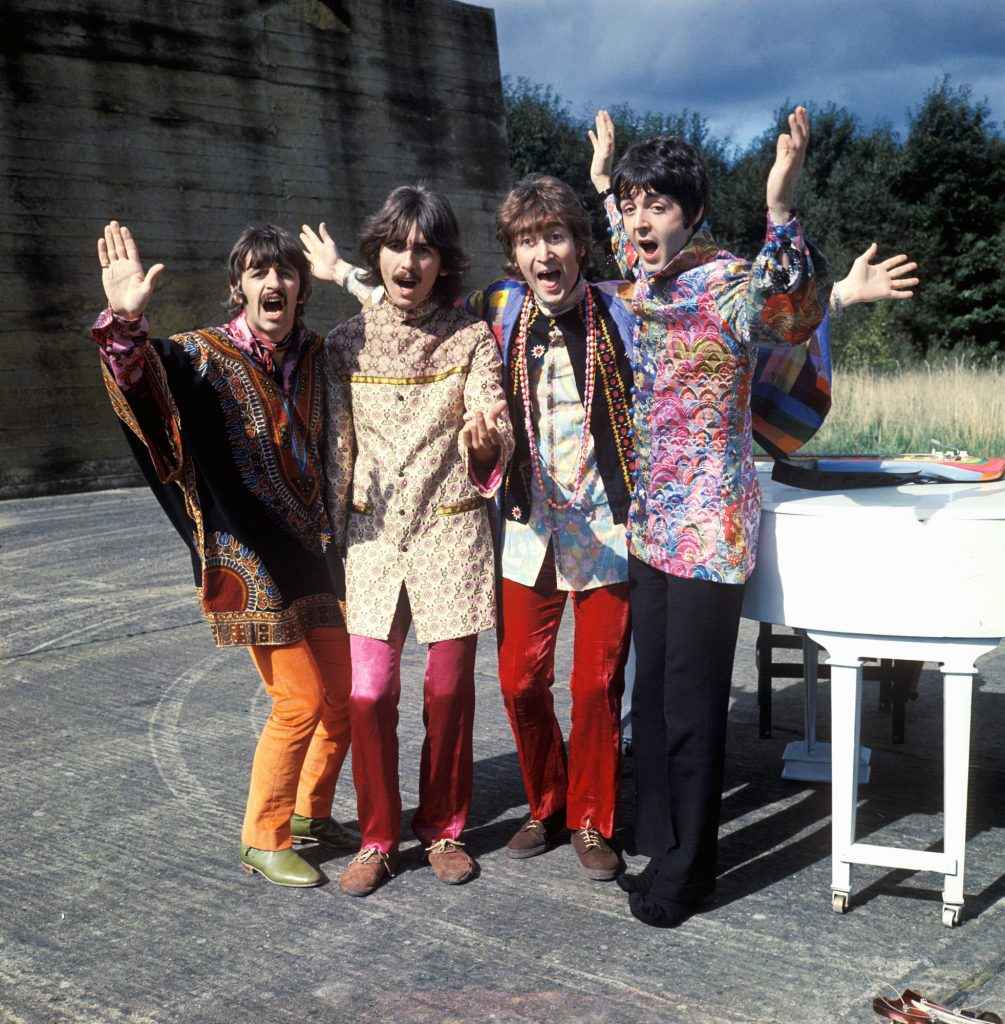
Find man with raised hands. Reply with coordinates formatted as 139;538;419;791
91;221;356;888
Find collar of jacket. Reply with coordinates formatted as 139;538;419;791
648;223;720;283
377;295;441;324
226;311;306;376
531;274;587;319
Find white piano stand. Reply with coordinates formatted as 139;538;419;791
781;635;872;784
742;469;1005;926
810;631;998;928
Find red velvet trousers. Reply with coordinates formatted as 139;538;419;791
498;555;630;838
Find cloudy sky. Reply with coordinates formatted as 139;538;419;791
488;0;1004;150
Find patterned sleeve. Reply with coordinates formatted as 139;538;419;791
708;215;831;349
321;328;356;548
91;308;186;483
604;192;641;280
462;321;514;497
91;307;151;390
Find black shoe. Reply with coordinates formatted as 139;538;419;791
628;892;697;929
616;858;659;895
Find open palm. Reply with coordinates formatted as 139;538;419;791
97;221;164;319
300;222;340;282
766;106;810;220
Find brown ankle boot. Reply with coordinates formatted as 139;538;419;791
571;825;620;881
426;838;476;885
339;847;396;897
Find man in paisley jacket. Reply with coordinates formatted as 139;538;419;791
91;221;356;889
587;106;915;928
317;186;514;897
309;176;917;896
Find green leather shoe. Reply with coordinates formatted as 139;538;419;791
290;814;360;850
240;845;323;887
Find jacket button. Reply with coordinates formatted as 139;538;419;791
396;393;405;402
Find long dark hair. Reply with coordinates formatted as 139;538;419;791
357;184;469;303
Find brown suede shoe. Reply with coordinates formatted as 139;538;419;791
505;811;564;860
338;847;395;897
571;826;620;881
426;838;476;885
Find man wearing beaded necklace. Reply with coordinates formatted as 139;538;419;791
306;172;918;889
481;176;639;880
307;176;637;881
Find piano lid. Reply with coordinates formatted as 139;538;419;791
756;464;1005;523
745;464;1005;638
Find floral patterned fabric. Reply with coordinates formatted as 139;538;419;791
606;196;830;583
323;299;514;645
91;309;347;647
498;303;628;592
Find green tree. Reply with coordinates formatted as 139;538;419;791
893;77;1005;356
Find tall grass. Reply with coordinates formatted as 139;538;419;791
801;359;1005;457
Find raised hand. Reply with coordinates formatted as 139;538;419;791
835;243;920;307
300;222;340;283
97;221;164;319
588;109;616;193
460;399;507;465
766;106;810;224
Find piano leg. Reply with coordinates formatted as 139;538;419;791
829;659;863;913
942;669;975;927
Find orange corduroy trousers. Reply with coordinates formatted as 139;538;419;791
241;626;352;851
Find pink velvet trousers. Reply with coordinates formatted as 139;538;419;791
348;591;477;854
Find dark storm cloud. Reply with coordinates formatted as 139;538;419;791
490;0;1005;147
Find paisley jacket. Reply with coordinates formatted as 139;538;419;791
323;299;514;644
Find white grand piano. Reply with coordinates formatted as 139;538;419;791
742;465;1005;926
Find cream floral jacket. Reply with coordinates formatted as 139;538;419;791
323;299;513;644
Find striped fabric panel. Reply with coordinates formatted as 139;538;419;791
751;312;832;456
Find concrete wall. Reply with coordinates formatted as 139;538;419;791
0;0;510;498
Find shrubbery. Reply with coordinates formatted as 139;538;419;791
503;75;1005;367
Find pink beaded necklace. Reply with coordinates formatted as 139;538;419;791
512;287;598;512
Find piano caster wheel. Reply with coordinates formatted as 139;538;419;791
832;891;849;914
942;904;963;928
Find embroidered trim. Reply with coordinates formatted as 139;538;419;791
347;367;463;386
593;300;636;491
351;501;373;515
177;328;330;554
436;497;483;516
205;593;343;647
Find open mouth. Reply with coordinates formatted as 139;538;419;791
637;239;660;259
536;268;561;285
393;272;419;289
262;293;286;313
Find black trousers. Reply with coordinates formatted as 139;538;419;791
628;553;746;903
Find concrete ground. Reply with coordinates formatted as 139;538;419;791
3;487;1005;1024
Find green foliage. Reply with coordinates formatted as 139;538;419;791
502;75;1005;363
